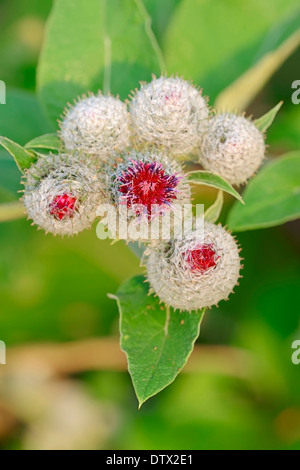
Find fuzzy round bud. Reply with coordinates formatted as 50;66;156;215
59;93;130;161
23;153;106;236
146;222;241;311
102;149;191;241
129;77;209;156
199;113;265;185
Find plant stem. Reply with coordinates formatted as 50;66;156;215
0;201;25;223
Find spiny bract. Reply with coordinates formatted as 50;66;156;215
22;153;106;236
146;221;241;311
129;77;209;156
59;93;130;161
199;113;265;185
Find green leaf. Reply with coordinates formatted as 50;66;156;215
0;136;37;173
0;89;53;145
164;0;300;101
255;101;283;133
111;275;205;407
25;133;62;151
205;190;224;223
227;152;300;232
37;0;104;123
143;0;182;41
215;29;300;111
102;0;164;97
187;170;244;203
268;105;300;152
37;0;161;123
0;150;23;197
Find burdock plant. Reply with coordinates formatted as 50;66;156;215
0;0;299;408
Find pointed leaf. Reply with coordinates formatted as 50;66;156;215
187;170;244;203
111;275;205;407
227;152;300;232
255;101;283;133
205;190;224;223
25;133;62;151
0;136;36;173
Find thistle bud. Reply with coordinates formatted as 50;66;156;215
129;77;209;156
59;93;130;161
23;153;106;236
146;222;241;311
199;113;265;185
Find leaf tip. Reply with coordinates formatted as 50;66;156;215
107;293;118;301
138;397;147;410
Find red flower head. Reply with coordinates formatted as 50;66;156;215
49;193;77;220
117;159;182;218
183;243;219;273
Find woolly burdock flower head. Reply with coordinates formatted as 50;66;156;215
22;153;106;236
129;76;209;156
199;113;265;185
146;222;241;311
59;93;130;161
103;149;191;241
107;149;190;218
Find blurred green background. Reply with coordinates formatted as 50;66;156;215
0;0;299;450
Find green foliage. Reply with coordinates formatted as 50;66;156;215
204;190;224;223
227;152;300;231
37;0;161;124
0;0;300;449
113;275;205;407
0;0;52;91
37;0;105;123
187;170;244;203
268;104;300;151
164;0;300;100
104;0;165;93
0;151;22;201
25;133;62;151
143;0;182;41
214;31;300;111
255;102;283;133
0;90;53;144
0;136;36;173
